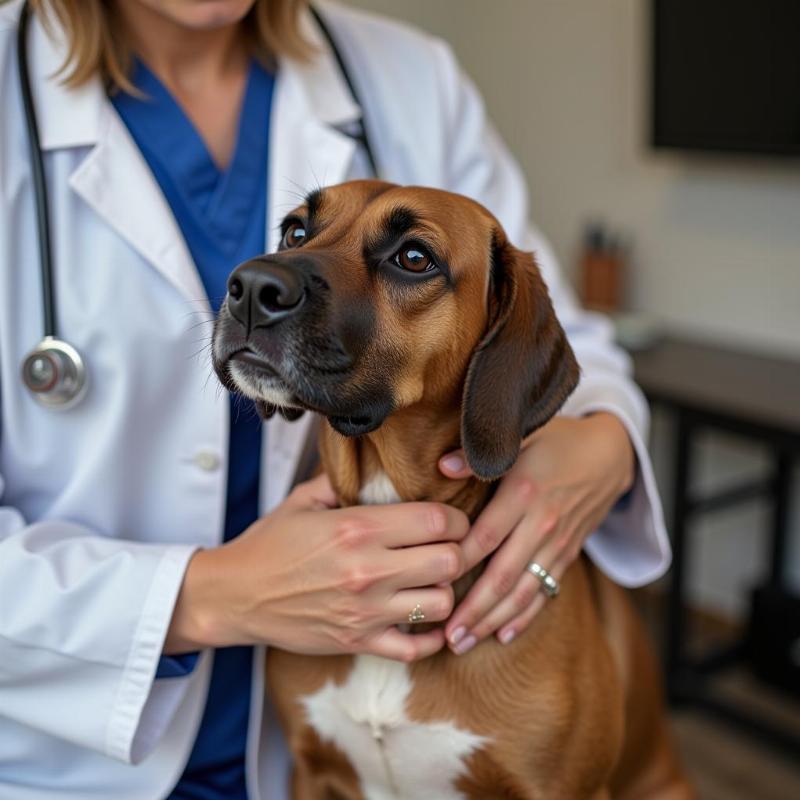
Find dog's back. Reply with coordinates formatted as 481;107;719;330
589;567;692;799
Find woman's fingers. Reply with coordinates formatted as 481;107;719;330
495;593;548;647
495;553;570;646
447;516;574;653
335;501;470;550
460;506;594;649
484;555;568;647
456;474;538;572
471;524;576;648
383;543;463;592
438;449;473;479
444;509;556;649
287;472;339;510
389;586;455;627
370;626;447;662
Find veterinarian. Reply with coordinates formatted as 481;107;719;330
0;0;671;797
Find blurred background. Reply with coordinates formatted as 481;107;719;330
345;1;800;797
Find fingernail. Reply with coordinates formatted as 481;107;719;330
453;634;476;655
450;626;466;646
499;628;516;645
441;454;465;473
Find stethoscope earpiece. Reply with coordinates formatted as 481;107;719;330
21;337;88;409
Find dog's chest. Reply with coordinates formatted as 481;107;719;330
299;471;488;799
357;471;404;505
302;655;487;800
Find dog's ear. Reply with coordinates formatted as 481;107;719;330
461;231;580;481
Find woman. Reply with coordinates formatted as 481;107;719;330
0;0;670;797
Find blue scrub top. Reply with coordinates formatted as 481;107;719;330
113;58;275;800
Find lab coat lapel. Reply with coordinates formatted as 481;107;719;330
263;7;364;508
30;6;207;307
68;112;208;307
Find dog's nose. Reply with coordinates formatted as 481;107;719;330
226;259;305;329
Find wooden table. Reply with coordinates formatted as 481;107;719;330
631;336;800;757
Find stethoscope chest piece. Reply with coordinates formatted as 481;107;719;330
21;336;88;409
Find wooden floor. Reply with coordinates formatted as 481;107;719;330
633;590;800;799
671;710;800;799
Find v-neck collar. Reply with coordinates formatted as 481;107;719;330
114;58;274;253
207;63;274;229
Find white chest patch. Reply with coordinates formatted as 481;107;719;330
358;471;402;505
302;655;488;800
308;471;489;797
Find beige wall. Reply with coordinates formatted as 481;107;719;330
345;0;800;616
345;0;800;358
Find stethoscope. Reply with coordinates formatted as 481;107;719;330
15;0;377;409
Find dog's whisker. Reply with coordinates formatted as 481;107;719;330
188;345;213;362
184;321;215;335
278;179;316;210
180;308;215;320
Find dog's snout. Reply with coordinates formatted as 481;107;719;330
226;259;305;329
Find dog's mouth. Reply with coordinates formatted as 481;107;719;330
229;347;281;379
221;346;302;416
217;342;392;436
327;413;384;437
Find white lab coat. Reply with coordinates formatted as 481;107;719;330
0;1;671;797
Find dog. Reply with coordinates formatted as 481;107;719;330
212;180;692;799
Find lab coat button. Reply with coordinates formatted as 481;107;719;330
193;450;220;471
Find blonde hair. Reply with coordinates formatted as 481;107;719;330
31;0;312;92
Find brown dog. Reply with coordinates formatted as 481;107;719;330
212;180;692;799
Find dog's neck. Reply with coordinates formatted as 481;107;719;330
320;403;495;606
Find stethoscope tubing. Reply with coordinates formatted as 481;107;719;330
308;5;379;177
17;0;58;339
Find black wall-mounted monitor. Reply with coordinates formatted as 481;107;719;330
651;0;800;157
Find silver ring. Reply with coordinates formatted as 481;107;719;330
408;604;425;624
526;562;560;599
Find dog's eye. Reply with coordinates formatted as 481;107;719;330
282;222;307;248
393;245;435;273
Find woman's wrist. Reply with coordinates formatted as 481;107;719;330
163;547;231;654
583;411;636;497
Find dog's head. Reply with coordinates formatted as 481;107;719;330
212;180;579;480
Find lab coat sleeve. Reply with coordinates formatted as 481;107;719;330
430;41;670;586
0;469;199;763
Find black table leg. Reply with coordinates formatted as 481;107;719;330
769;450;792;587
666;408;693;700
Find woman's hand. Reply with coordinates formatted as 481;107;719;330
165;474;468;662
438;412;635;654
